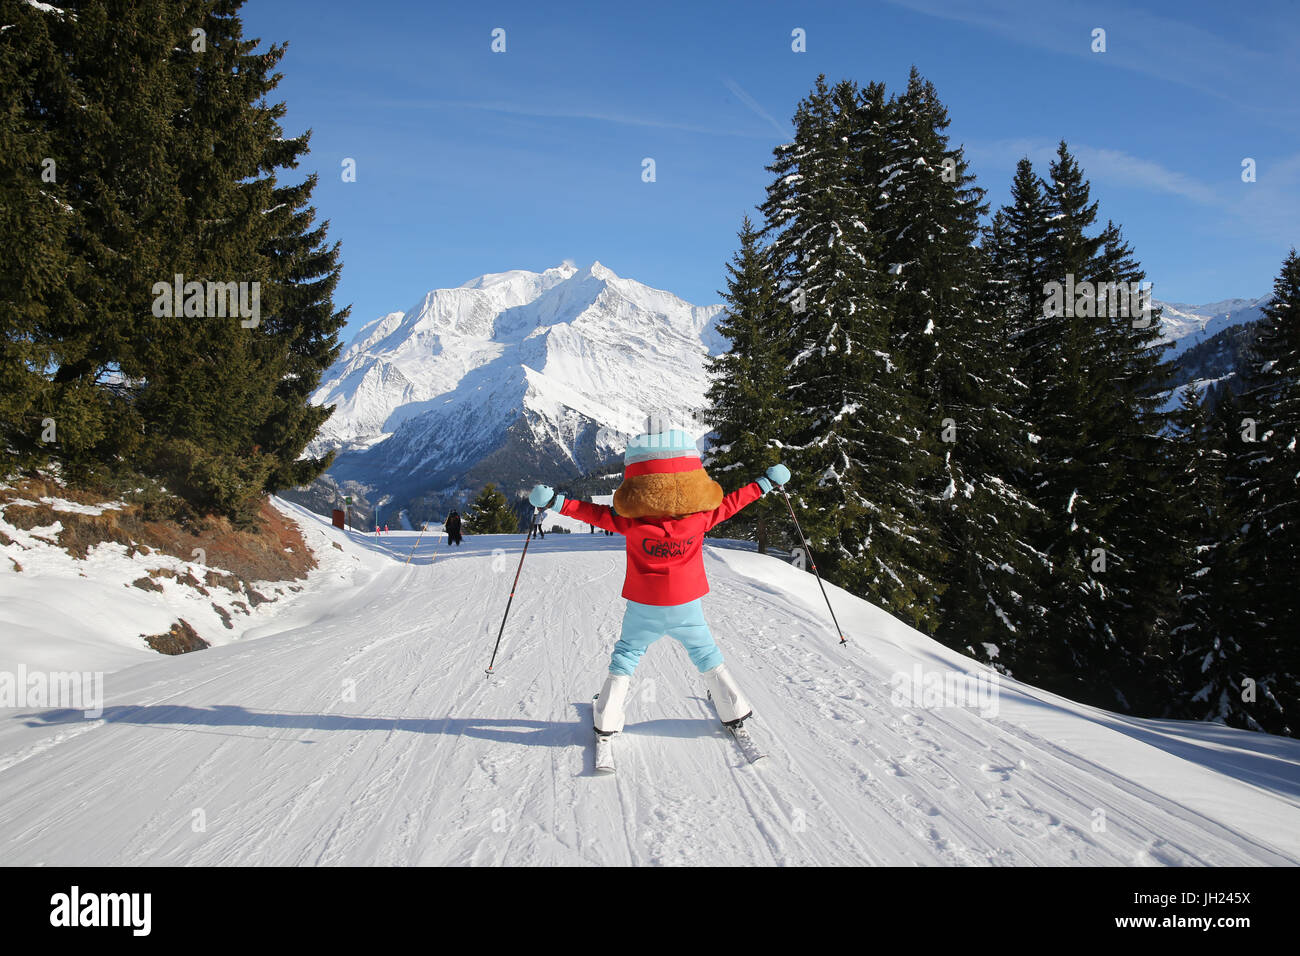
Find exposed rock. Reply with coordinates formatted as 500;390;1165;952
142;619;209;655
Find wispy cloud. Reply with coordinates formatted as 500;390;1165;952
372;97;770;139
967;138;1300;244
722;77;788;138
1070;146;1224;207
881;0;1300;124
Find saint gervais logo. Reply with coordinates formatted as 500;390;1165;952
151;272;261;328
641;535;696;559
49;886;151;936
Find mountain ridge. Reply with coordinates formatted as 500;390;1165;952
296;263;1269;524
301;262;725;522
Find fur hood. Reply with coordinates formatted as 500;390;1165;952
613;425;723;518
613;468;723;519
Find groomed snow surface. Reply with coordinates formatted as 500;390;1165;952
1;500;1297;866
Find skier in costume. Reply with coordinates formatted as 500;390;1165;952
445;510;463;547
529;421;789;736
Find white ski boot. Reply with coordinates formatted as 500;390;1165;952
593;674;632;735
703;664;752;727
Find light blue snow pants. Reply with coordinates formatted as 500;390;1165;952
609;599;723;677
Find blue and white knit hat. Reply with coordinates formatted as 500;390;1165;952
623;419;702;479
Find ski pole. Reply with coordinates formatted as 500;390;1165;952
403;522;429;566
778;486;848;645
427;514;448;565
485;508;542;675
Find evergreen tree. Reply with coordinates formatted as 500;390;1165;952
703;216;788;553
1167;387;1248;725
0;1;71;470
132;4;346;522
464;483;521;534
5;0;189;481
1224;249;1300;734
760;77;941;631
992;159;1055;402
872;69;1041;666
0;1;345;524
1090;218;1180;708
990;142;1179;709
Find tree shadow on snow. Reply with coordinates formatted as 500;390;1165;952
23;703;586;749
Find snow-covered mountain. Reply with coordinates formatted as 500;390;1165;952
1155;296;1271;357
303;270;1269;518
306;262;726;515
1154;295;1272;413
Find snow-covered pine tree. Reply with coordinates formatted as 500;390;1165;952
1089;219;1180;709
1223;249;1300;735
982;166;1061;685
1026;145;1117;701
760;77;941;632
990;142;1178;709
872;69;1041;667
1167;387;1248;727
703;216;789;554
992;160;1055;399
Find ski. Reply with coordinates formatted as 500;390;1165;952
707;691;767;765
592;694;616;774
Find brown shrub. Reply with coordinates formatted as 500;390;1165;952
1;477;315;583
4;503;60;530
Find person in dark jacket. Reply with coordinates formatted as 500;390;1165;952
445;510;463;546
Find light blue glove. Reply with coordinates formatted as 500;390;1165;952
766;463;790;486
528;484;554;508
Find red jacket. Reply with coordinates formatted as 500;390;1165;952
559;483;765;606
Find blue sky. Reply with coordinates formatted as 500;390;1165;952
241;0;1299;342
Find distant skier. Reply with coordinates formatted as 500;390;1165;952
532;509;546;539
445;510;463;546
529;419;789;737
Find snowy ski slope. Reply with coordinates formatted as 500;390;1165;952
1;501;1296;866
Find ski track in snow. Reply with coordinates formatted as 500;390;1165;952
1;510;1297;866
